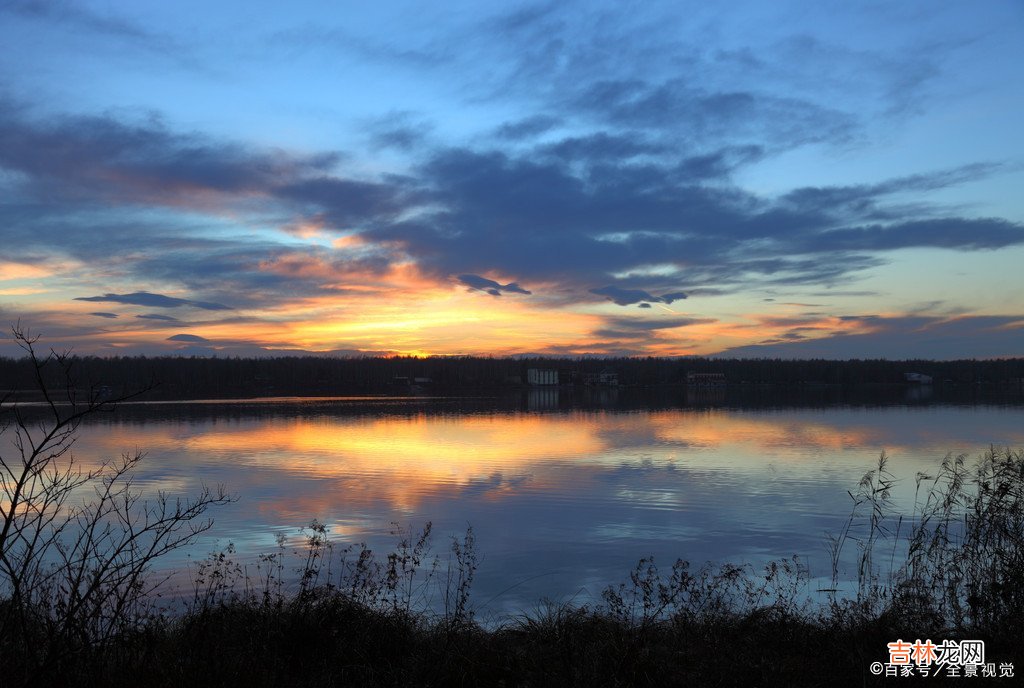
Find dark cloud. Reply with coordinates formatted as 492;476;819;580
136;313;179;322
601;315;714;331
809;290;880;298
494;115;561;140
371;127;428;151
88;312;118;319
539;132;659;161
167;333;210;343
365;145;1024;300
590;286;687;307
1;0;169;46
593;315;715;340
2;94;1021;323
472;2;947;151
275;176;414;228
366;112;433;152
0;103;342;206
719;316;1024;360
458;274;531;296
780;163;1005;221
676;145;765;179
790;218;1024;252
571;78;856;146
75;291;231;311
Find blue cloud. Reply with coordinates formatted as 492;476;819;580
167;333;210;343
590;286;687;307
75;291;231;311
458;274;531;296
719;316;1024;360
4;103;1020;314
137;313;179;321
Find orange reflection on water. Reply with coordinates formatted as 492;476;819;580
102;414;605;511
74;407;1024;522
644;411;882;455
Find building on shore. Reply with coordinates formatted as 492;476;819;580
527;368;559;386
686;372;726;387
904;372;933;384
582;368;619;386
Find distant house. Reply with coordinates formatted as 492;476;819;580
527;368;558;386
904;372;933;384
686;372;726;387
582;368;619;386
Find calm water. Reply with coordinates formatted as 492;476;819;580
59;389;1024;616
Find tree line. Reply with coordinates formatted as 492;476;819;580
1;354;1022;400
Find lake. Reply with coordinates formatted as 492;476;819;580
60;387;1024;618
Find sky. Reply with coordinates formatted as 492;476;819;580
0;0;1022;358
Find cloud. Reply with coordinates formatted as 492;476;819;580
675;145;766;179
494;115;561;140
789;218;1024;253
136;313;179;322
471;2;950;147
1;1;1021;357
570;78;856;146
458;274;531;296
717;315;1024;360
5;98;1021;321
0;103;343;207
275;176;414;228
366;111;433;151
0;259;52;280
2;0;168;46
590;286;687;307
366;145;1024;301
602;315;714;331
539;132;660;162
780;163;1004;217
88;311;118;319
660;291;689;303
167;333;210;343
267;22;452;71
75;291;232;310
593;315;715;340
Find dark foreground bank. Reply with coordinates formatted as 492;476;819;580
6;594;1020;688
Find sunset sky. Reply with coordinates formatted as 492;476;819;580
1;1;1022;358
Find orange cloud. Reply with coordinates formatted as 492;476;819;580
0;261;54;281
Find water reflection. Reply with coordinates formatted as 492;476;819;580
61;398;1024;614
527;388;560;410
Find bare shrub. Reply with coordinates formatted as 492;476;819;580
0;325;232;671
